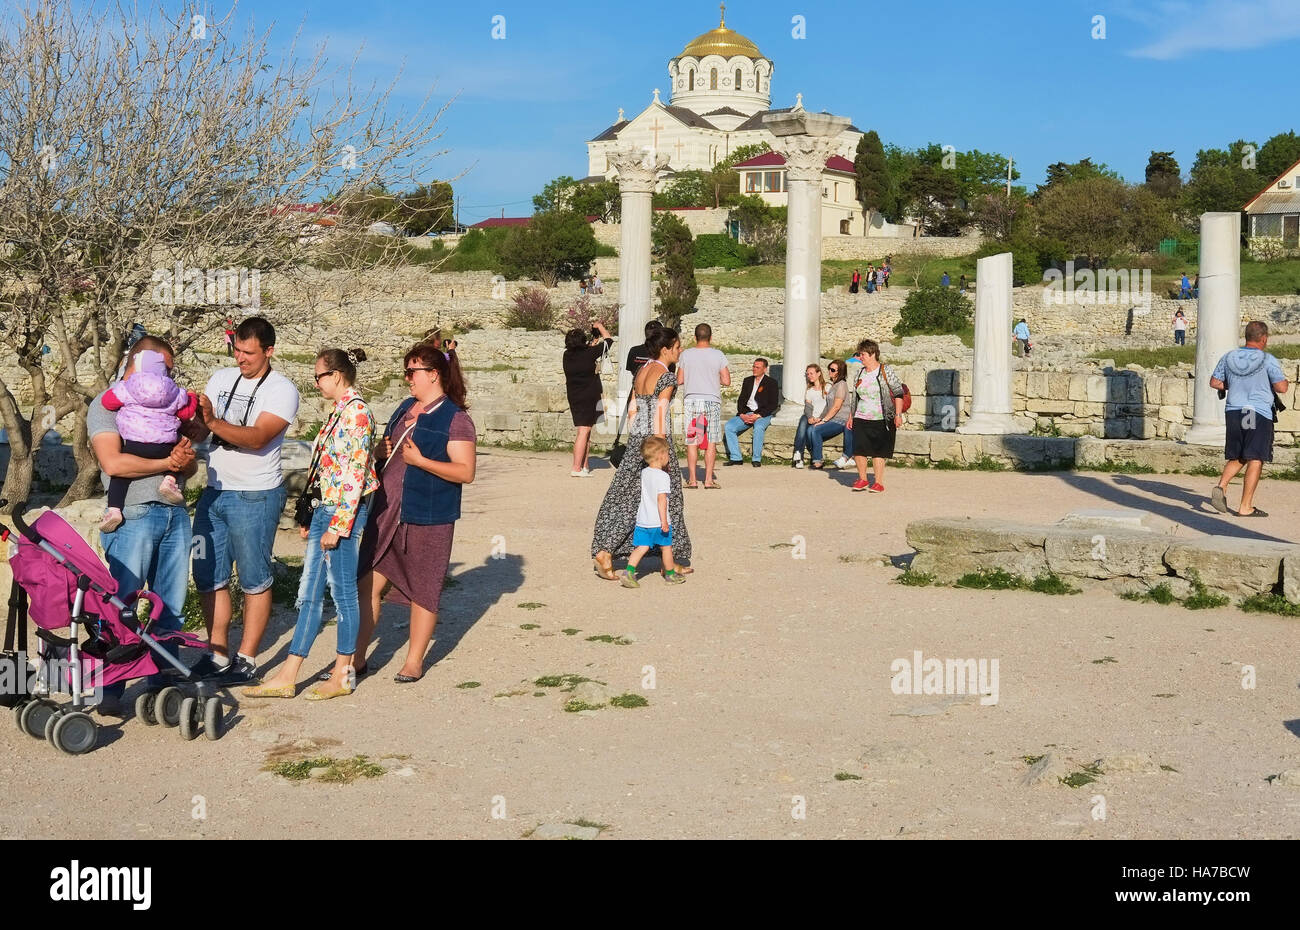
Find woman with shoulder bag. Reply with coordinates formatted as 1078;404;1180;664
351;341;477;683
244;348;378;700
563;321;613;476
844;338;904;494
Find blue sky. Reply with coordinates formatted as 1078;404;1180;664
218;1;1299;222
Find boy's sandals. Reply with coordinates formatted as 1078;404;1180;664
242;683;295;699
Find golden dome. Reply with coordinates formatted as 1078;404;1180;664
680;5;763;60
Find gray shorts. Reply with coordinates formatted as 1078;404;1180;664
683;398;723;444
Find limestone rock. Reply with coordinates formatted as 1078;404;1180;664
1272;770;1300;788
1164;538;1297;595
532;822;601;840
1096;752;1159;775
1057;509;1155;532
1283;554;1300;605
1044;527;1171;580
565;681;611;707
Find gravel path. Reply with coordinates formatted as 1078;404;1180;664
3;452;1299;839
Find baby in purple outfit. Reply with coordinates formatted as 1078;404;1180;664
100;349;199;531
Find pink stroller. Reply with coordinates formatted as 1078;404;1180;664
2;504;227;753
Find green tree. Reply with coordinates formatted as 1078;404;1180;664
727;194;775;241
500;210;598;286
651;212;699;331
655;170;712;208
902;161;967;236
1126;186;1177;251
953;149;1019;205
1258;130;1300;183
973;189;1030;241
1143;151;1181;199
533;176;582;214
854;130;891;220
396;181;455;234
716;142;772;171
571;178;621;222
1036;158;1120;197
1181;140;1260;216
1035;175;1129;264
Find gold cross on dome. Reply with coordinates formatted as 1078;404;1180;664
720;3;726;27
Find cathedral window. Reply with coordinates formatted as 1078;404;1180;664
688;69;694;91
735;68;742;90
710;68;717;90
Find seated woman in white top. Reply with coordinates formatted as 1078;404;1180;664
792;364;827;468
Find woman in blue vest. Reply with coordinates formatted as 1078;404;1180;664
351;342;477;683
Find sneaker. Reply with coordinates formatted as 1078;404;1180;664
157;475;185;504
793;458;804;469
662;570;686;585
620;571;640;589
214;655;261;685
185;653;226;680
99;507;124;533
851;479;870;491
833;456;851;469
868;483;885;493
570;468;591;477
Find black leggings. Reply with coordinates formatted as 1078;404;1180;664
106;440;179;510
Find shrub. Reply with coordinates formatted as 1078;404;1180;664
500;210;598;285
893;285;974;339
694;233;757;270
558;294;618;335
505;287;556;331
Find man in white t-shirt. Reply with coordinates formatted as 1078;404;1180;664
676;323;731;488
190;316;300;684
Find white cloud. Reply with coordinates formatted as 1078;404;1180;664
1128;0;1300;59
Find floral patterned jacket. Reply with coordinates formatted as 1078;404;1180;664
312;387;379;536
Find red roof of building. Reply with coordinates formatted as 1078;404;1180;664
733;152;856;174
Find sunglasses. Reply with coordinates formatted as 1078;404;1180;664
314;370;336;383
404;367;435;379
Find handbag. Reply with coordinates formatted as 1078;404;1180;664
1;582;32;708
294;399;359;528
608;390;634;467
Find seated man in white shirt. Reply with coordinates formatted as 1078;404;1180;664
723;358;780;467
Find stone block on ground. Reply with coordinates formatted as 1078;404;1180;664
1164;537;1298;596
531;822;601;840
906;518;1050;582
1282;554;1300;605
1044;527;1171;580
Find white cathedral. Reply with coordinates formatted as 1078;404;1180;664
585;6;887;236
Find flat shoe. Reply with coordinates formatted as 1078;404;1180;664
304;684;353;701
242;683;295;699
394;673;421;683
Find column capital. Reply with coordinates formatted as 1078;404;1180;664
772;136;840;183
612;148;669;194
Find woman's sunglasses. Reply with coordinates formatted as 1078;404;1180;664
404;367;435;379
314;370;336;383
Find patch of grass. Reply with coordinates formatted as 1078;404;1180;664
897;568;937;587
1187;463;1223;477
1022;754;1045;766
267;755;385;784
492;437;570;453
931;458;964;470
1239;592;1300;617
493;689;530;698
1272;465;1300;482
715;343;781;360
1026;573;1081;595
1092;656;1118;664
955;568;1021;590
1147;583;1178;605
609;693;649;708
1159;764;1179;773
1030;418;1063;438
456;681;481;689
562;628;581;635
1060;762;1103;789
568;817;610;831
1081;460;1158;475
563;700;604;713
969;454;1007;472
534;673;604;691
517;601;546;609
519;623;540;630
834;772;863;781
586;634;632;645
1183;571;1229;610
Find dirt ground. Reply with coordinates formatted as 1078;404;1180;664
3;450;1300;839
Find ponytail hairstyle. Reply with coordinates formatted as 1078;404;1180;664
647;325;680;360
406;340;469;410
317;347;367;385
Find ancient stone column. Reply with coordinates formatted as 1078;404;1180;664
1184;211;1242;446
611;149;669;408
765;109;849;422
958;252;1021;434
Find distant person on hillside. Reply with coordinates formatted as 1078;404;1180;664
579;277;588;296
1192;274;1199;298
882;262;891;289
1208;321;1289;518
592;274;604;295
1179;272;1191;300
1173;309;1188;345
959;274;968;294
677;323;730;489
866;264;877;294
1013;318;1031;357
850;268;861;294
941;271;951;288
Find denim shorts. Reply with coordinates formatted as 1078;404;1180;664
192;486;288;594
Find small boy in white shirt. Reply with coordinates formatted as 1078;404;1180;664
623;435;685;587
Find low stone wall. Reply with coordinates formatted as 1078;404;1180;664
905;515;1300;605
821;235;984;260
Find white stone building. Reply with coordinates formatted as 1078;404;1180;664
584;7;863;183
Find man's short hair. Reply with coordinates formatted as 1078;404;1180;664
695;323;712;343
754;357;769;370
235;316;276;349
1244;320;1269;343
644;319;663;339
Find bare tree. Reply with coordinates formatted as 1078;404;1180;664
0;0;451;512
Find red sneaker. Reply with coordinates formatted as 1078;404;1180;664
851;479;870;491
868;483;885;493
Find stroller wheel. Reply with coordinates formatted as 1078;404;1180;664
43;708;66;742
203;696;224;741
20;699;58;740
135;691;159;726
178;697;199;741
51;712;97;755
157;686;184;728
13;701;28;732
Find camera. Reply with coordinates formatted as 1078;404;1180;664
212;436;239;451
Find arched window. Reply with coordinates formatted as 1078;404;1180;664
757;72;763;93
710;68;717;90
688;69;694;91
736;68;742;90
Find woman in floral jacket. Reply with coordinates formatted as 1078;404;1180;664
245;347;379;701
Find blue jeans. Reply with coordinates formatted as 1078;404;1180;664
793;416;811;458
99;502;191;698
288;500;369;658
725;414;773;462
192;485;288;594
1174;329;1185;345
807;420;847;462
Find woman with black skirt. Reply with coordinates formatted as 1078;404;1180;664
563;321;613;476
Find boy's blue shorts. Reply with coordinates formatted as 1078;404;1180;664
633;525;673;548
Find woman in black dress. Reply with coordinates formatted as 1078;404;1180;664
591;327;691;580
563;321;613;476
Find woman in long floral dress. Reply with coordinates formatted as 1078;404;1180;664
591;327;692;579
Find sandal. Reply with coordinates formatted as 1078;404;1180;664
703;482;721;489
1236;508;1269;518
242;683;295;699
593;551;617;581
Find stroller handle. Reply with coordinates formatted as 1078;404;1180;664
0;499;37;544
